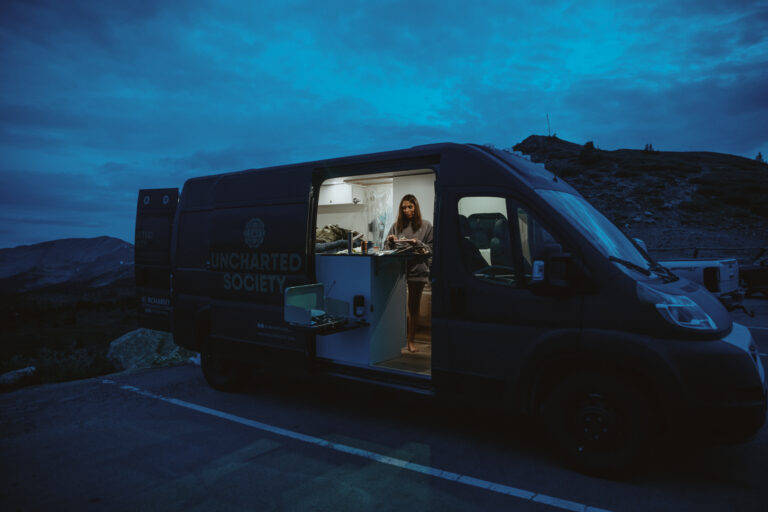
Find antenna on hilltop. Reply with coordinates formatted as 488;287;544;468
546;113;551;137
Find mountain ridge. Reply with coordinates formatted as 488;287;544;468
0;236;133;292
510;135;768;258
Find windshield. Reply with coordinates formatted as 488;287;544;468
537;189;656;276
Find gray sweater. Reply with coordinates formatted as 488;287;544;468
385;220;433;282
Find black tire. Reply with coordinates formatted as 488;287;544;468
543;373;651;476
200;343;248;392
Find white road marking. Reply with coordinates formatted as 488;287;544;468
102;379;612;512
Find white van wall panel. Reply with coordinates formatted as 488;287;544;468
315;255;406;365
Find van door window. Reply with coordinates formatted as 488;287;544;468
516;207;560;286
457;196;516;286
457;198;565;288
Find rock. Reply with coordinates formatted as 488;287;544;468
0;366;38;391
107;329;197;371
644;211;653;216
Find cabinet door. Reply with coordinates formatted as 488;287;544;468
318;184;364;205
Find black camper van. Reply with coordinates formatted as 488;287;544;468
135;143;766;473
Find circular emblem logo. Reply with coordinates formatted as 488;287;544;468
243;218;265;249
143;195;150;205
162;195;169;205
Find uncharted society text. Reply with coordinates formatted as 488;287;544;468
210;252;303;294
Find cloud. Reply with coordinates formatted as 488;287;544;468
0;0;766;247
0;104;89;129
0;162;152;247
0;215;107;228
0;0;166;53
550;60;768;154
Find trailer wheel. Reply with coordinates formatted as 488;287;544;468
200;342;248;392
544;373;651;476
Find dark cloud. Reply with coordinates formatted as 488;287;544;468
554;63;768;154
0;0;166;53
0;128;67;150
0;0;766;247
0;104;88;129
0;168;119;212
0;216;106;228
0;165;143;248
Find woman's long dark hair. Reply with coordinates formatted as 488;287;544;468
396;194;422;233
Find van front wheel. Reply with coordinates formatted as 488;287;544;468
544;373;651;476
200;345;248;392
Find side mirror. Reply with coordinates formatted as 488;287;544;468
531;253;572;295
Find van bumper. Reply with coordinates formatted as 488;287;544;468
668;323;767;443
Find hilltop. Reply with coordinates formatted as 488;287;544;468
0;236;133;293
511;135;768;260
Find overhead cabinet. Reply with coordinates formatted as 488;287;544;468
318;183;365;206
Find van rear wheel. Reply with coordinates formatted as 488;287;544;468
544;373;651;476
200;344;248;392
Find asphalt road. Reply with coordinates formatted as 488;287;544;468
2;300;767;512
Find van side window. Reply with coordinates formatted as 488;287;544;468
457;197;516;286
517;207;559;286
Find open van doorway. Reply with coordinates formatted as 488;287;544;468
313;168;435;377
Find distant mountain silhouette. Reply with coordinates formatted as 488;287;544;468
0;236;133;293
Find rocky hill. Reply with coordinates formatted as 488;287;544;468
0;237;137;385
511;135;768;261
0;236;133;293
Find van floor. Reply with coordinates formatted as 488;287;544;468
374;339;431;375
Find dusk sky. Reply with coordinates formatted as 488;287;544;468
1;0;767;248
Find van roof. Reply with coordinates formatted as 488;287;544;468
178;142;577;210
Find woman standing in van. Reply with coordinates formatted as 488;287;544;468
385;194;433;353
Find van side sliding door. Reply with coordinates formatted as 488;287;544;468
206;167;315;360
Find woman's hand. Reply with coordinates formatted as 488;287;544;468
387;235;417;245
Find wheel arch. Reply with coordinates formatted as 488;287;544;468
517;330;684;435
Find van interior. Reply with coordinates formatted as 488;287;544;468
312;168;436;378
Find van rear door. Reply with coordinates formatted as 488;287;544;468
135;188;178;331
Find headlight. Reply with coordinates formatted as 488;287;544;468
637;282;717;331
